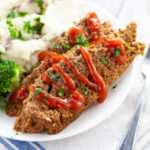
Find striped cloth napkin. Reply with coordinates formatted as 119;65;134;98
0;137;45;150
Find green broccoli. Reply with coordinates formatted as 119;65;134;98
0;58;23;94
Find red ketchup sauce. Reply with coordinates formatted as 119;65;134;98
9;86;28;104
68;27;85;46
38;47;107;104
42;64;76;93
91;36;126;64
86;12;101;40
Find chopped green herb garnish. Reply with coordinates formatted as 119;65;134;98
23;17;44;35
34;17;41;22
6;20;13;27
7;11;15;18
56;78;62;85
55;43;60;49
33;16;44;34
114;49;122;56
58;86;65;96
34;0;44;14
101;57;109;66
47;71;53;75
50;73;62;80
8;27;24;40
35;88;42;96
23;21;31;33
74;62;78;66
44;94;48;98
15;132;18;135
84;91;88;96
81;85;85;90
74;45;81;49
17;10;28;17
62;42;71;50
75;34;90;47
112;84;117;89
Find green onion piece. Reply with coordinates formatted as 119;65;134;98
112;84;117;89
62;42;71;50
58;86;65;96
17;10;28;17
56;78;62;85
50;73;62;80
81;85;85;90
34;0;44;14
35;88;42;96
114;49;122;56
7;11;15;18
84;91;88;96
6;20;13;27
101;57;109;66
44;94;48;98
75;34;90;47
55;43;60;49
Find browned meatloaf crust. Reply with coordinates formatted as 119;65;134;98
12;22;145;134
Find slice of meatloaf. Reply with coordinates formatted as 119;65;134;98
13;23;145;134
5;19;117;117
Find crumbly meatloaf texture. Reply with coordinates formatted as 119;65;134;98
5;19;118;117
13;22;145;134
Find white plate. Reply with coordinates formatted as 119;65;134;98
0;0;135;141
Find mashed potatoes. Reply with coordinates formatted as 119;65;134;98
0;0;79;72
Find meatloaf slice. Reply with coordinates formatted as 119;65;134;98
5;19;116;117
14;23;145;134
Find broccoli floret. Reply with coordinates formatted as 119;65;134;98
0;58;23;93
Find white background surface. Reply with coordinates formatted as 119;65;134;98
0;0;150;149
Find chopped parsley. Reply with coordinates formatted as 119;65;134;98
7;11;15;19
81;85;85;90
34;0;44;14
114;49;122;56
112;84;117;89
56;78;62;85
50;73;62;80
35;88;42;96
74;62;78;66
47;71;62;81
44;94;48;98
75;34;90;47
74;45;81;49
58;86;65;96
101;57;109;66
6;20;13;27
8;27;24;40
84;91;88;96
62;42;71;50
17;10;28;17
15;132;18;135
23;17;44;35
55;43;60;49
